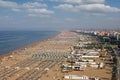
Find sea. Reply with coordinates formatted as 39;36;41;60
0;31;59;55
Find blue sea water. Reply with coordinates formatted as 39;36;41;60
0;31;59;55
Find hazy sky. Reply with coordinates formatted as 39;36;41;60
0;0;120;31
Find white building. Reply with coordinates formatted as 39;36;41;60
64;75;89;80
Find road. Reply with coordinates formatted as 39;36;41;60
113;48;120;80
117;57;120;80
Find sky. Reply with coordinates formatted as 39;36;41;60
0;0;120;31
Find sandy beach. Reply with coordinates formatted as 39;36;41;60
0;31;79;80
0;31;112;80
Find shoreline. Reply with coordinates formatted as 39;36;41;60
0;31;79;69
0;31;60;61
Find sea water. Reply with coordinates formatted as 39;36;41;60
0;31;59;55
